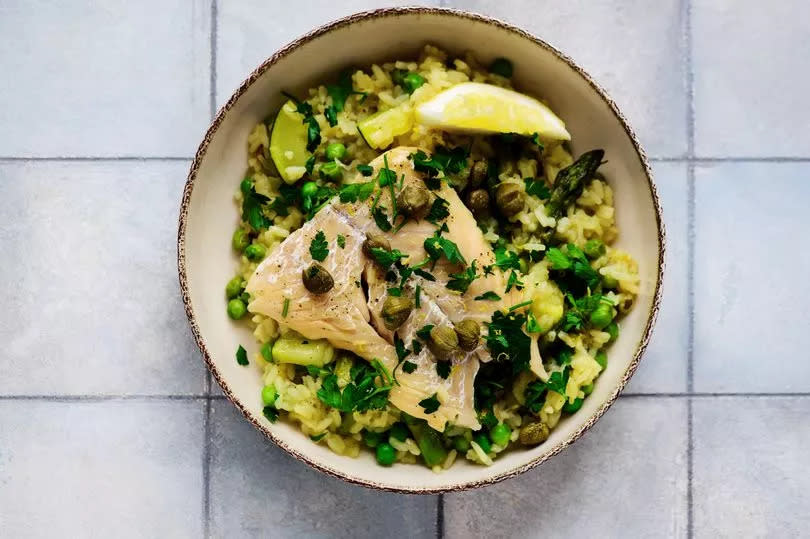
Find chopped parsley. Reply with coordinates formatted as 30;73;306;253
524;368;573;414
394;334;410;362
525;311;542;333
525;177;551;199
436;361;451;379
479;409;498;430
508;300;533;312
310;432;327;442
426;196;450;224
324;106;338;127
412;340;423;355
494;246;521;271
269;184;301;218
282;91;321;151
486;310;531;373
357;164;374;176
241;181;272;230
309;230;328;261
339;181;376;203
262;405;278;422
475;291;501;301
411;146;469;179
376;156;397;187
416;324;434;341
387;287;402;297
316;359;393;412
302;184;337;219
305;154;316;175
414;285;421;308
236;345;249;366
282;298;290;318
424;231;466;266
414;268;436;281
418;393;441;414
447;260;479;293
337;234;346;249
505;270;524;293
561;293;613;332
372;207;392;231
370;247;408;268
402;361;417;374
546;244;601;291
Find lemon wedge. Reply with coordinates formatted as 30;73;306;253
357;104;413;149
270;100;310;184
415;82;570;141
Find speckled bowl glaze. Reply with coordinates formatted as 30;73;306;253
178;7;664;493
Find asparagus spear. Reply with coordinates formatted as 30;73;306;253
545;149;605;218
403;414;448;468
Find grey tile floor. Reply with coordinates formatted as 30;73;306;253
1;1;808;537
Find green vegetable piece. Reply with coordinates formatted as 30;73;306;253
236;345;248;366
260;341;274;363
473;433;492;453
403;416;448;468
325;142;346;161
390;423;409;442
245;243;266;261
583;239;606;259
227;299;247;320
582;383;595;396
489;57;513;78
403;72;426;94
489;423;512;447
261;385;277;406
301;181;318;198
606;321;619;342
375;442;396;466
562;397;584;414
453;436;471;453
589;303;615;330
225;276;245;299
232;228;250;252
320;161;342;180
363;430;383;448
546;150;605;218
595;350;608;369
602;274;619;289
272;336;335;367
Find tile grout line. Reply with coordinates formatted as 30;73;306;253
209;0;218;120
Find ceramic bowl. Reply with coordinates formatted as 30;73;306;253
178;6;664;493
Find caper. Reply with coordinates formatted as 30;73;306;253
495;183;525;217
469;160;488;189
519;421;550;446
381;295;413;330
302;262;334;294
428;325;459;360
454;319;480;351
362;232;391;258
397;183;430;219
465;189;490;218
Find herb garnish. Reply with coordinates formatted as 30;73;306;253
436;362;451;379
372;207;392;231
424;227;466;266
370;247;408;268
309;230;328;261
505;270;524;293
337;234;346;249
241;181;272;230
263;405;278;422
494;246;521;271
486;310;531;373
475;291;501;301
426;196;450;224
315;359;393;412
447;260;479;293
282;298;290;318
282;91;321;151
402;361;417;374
338;181;375;203
236;345;249;366
418;393;441;414
508;300;533;312
525;177;550;199
416;324;434;341
357;164;373;176
546;244;601;290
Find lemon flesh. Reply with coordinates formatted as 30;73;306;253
415;82;570;141
357;104;413;149
270;100;310;184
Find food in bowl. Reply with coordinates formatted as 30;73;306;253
224;45;639;471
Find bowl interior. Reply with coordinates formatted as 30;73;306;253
180;9;662;492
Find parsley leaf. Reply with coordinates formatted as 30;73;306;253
479;409;498;429
309;230;328;261
447;260;479;293
376;159;397;187
426;196;450;224
546;247;572;270
372;207;392;231
525;311;542;333
416;324;434;341
418;393;441;414
402;361;417;374
475;291;501;301
326;70;365;112
236;345;249;366
525;177;550;199
241;182;272;230
262;405;278;422
412;340;423;354
357;164;374;176
505;270;524;293
423;232;466;266
394;334;410;362
414;268;436;281
547;244;601;291
339;181;376;203
310;432;327;441
494;247;521;271
486;310;531;373
337;234;346;249
324;105;338;127
412;146;469;178
305;154;316;175
436;361;451;379
414;285;421;308
316;360;393;412
370;247;408;268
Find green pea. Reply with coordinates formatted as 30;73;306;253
606;321;619;342
489;423;512;447
582;383;595;396
232;228;250;252
473;433;491;453
390;423;409;442
489;57;513;78
261;385;277;406
391;68;408;86
403;72;426;94
245;243;266;261
589;303;614;329
364;430;383;448
602;274;619;289
319;161;342;180
227;298;247;320
260;341;274;363
225;276;245;299
562;397;584;414
518;258;529;274
301;181;318;198
240;177;253;195
375;442;396;466
595;350;608;369
453;436;471;453
583;239;606;259
239;292;250;304
325;142;346;161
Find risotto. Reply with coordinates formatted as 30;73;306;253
224;45;639;471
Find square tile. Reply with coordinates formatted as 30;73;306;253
627;162;690;393
208;400;438;539
694;163;810;392
0;161;205;395
693;0;810;157
446;0;687;158
215;0;440;107
444;398;688;538
0;399;204;538
693;397;810;537
0;0;211;157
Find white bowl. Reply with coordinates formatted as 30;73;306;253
178;7;664;493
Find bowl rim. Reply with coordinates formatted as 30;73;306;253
177;5;666;494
